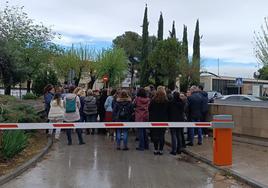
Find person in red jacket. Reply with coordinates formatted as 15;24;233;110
134;88;150;151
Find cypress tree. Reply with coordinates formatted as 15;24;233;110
182;25;188;59
140;4;150;86
169;21;176;39
179;25;190;92
192;19;200;85
157;12;163;40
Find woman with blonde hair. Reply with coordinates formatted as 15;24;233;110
149;88;169;155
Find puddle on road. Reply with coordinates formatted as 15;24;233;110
177;154;252;188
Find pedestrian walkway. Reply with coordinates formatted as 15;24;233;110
1;134;248;188
185;137;268;187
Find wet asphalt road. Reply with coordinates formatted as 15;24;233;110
1;134;250;188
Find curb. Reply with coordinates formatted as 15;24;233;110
165;141;268;188
0;137;53;187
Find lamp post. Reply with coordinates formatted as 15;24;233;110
255;71;260;96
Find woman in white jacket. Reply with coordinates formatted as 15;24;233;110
48;93;64;140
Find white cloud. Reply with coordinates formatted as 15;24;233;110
2;0;268;76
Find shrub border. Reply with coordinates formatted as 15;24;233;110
0;137;52;186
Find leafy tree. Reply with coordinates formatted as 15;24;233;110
140;5;150;87
191;19;201;85
95;48;127;87
31;68;58;96
157;12;164;41
254;17;268;66
52;44;93;86
0;39;25;95
169;21;176;39
113;31;142;87
113;31;142;58
0;3;57;94
149;38;180;89
255;66;268;80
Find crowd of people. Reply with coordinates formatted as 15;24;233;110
44;84;209;156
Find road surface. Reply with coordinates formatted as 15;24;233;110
1;134;249;188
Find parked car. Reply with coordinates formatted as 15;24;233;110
219;95;262;102
207;91;222;103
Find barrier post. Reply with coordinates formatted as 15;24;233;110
212;115;234;166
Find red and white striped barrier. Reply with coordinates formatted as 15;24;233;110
0;120;234;130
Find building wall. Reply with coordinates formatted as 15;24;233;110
200;76;212;91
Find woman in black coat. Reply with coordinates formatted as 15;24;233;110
168;92;185;155
149;88;169;155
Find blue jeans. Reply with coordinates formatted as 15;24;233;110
138;128;149;150
86;114;97;134
170;128;182;153
80;114;86;122
189;119;203;144
86;114;97;122
66;128;84;144
116;129;128;148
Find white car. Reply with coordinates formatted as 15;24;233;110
219;95;262;102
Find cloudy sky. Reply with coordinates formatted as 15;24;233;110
2;0;268;78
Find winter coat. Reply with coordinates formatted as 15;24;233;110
63;94;81;122
98;94;107;115
44;92;54;115
104;96;114;112
149;99;168;141
79;96;86;117
133;97;150;122
113;97;134;122
48;99;64;121
187;91;203;120
199;91;209;114
83;96;98;115
149;99;169;122
168;98;185;122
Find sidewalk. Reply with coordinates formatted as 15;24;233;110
185;136;268;187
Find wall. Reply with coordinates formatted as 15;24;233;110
209;104;268;139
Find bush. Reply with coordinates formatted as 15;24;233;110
0;104;41;123
1;130;28;159
22;93;38;100
32;68;58;96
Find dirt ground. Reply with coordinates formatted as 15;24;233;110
0;131;48;176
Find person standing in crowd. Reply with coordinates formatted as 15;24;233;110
166;89;173;101
134;88;150;151
104;89;117;136
98;89;108;122
149;87;169;155
179;92;187;148
187;85;203;146
113;90;134;150
44;84;55;119
98;89;108;134
48;93;64;140
83;89;98;135
198;85;209;137
63;86;85;145
168;92;185;155
77;89;86;123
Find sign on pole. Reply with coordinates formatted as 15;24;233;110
235;78;243;94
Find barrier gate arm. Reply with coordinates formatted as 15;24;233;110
0;114;235;167
0;122;213;130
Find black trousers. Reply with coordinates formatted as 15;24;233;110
151;128;166;151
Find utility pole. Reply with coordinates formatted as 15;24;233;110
217;58;220;92
217;58;220;76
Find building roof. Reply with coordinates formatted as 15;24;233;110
201;75;268;84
